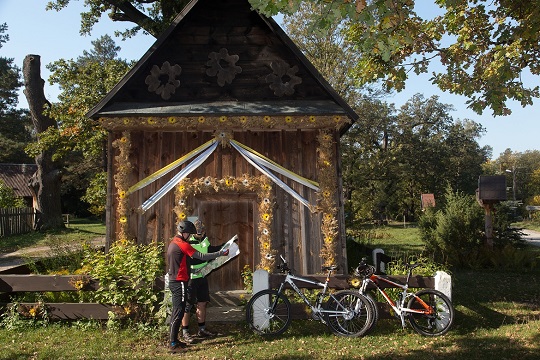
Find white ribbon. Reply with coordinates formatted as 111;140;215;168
138;141;219;213
230;141;314;210
230;140;319;191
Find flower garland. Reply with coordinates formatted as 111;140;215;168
99;115;350;131
112;131;132;242
174;175;276;271
316;129;339;267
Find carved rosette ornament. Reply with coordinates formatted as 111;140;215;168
266;60;302;96
206;48;242;86
145;61;182;100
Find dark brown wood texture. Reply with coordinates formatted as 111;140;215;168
106;0;332;105
108;129;345;290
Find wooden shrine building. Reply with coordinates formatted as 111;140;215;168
87;0;358;291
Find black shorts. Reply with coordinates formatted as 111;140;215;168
187;277;210;304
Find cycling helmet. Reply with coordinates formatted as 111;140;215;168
194;219;205;235
177;220;197;234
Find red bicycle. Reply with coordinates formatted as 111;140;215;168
354;258;454;336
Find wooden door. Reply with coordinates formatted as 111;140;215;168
192;194;255;291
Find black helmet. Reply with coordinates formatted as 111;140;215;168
177;220;197;234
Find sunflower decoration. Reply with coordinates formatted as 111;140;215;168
348;276;362;289
316;129;339;267
112;130;133;242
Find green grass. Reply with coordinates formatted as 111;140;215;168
0;217;105;253
1;268;540;359
1;220;540;359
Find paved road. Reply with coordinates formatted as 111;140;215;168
522;229;540;247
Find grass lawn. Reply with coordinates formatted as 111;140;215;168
0;217;105;253
1;267;539;359
1;219;540;359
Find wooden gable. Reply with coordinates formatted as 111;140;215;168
87;0;357;132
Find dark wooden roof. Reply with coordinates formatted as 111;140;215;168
87;0;358;131
0;164;36;198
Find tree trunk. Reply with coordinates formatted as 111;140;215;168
23;54;64;230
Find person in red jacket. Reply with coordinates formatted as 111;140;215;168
167;220;228;354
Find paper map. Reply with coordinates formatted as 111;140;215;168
192;234;240;277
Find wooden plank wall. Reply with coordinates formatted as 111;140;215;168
107;129;345;288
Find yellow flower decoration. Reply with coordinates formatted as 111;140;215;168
309;115;316;122
120;137;128;143
285;116;292;123
119;216;128;223
263;116;271;122
168;117;177;124
179;212;187;220
262;213;270;221
178;185;185;192
334;115;341;122
240;116;247;123
219;116;228;122
123;118;131;125
147;117;156;125
118;191;126;199
29;308;37;317
349;277;361;288
198;116;205;123
225;178;233;186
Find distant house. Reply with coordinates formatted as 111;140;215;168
0;163;37;208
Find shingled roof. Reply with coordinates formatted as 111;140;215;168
87;0;357;133
0;164;36;198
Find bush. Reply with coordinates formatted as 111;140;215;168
418;186;535;269
82;240;165;326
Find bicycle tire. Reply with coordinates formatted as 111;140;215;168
324;290;372;337
362;292;379;333
246;289;291;336
407;289;454;336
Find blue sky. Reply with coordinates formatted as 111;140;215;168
1;0;538;159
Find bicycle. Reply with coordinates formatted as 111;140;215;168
246;254;373;337
353;258;454;336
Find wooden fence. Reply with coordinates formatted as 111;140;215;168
0;207;36;237
0;272;440;321
0;273;165;320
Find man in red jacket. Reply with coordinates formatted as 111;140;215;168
167;220;228;353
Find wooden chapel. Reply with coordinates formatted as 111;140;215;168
87;0;358;291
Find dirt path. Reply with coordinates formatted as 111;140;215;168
0;237;105;273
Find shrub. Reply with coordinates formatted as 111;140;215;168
82;240;165;326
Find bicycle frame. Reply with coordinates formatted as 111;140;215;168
275;271;350;319
361;273;434;328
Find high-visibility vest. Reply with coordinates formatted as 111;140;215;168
190;236;210;279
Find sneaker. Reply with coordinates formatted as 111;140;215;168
183;332;195;344
169;342;187;354
197;328;216;337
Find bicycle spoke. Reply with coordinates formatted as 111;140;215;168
246;289;291;336
407;289;454;336
324;290;372;337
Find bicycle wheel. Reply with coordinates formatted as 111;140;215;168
324;290;372;337
407;289;454;336
246;289;291;336
362;292;379;333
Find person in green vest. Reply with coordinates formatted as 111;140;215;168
181;219;225;343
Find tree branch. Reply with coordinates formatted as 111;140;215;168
103;0;160;37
